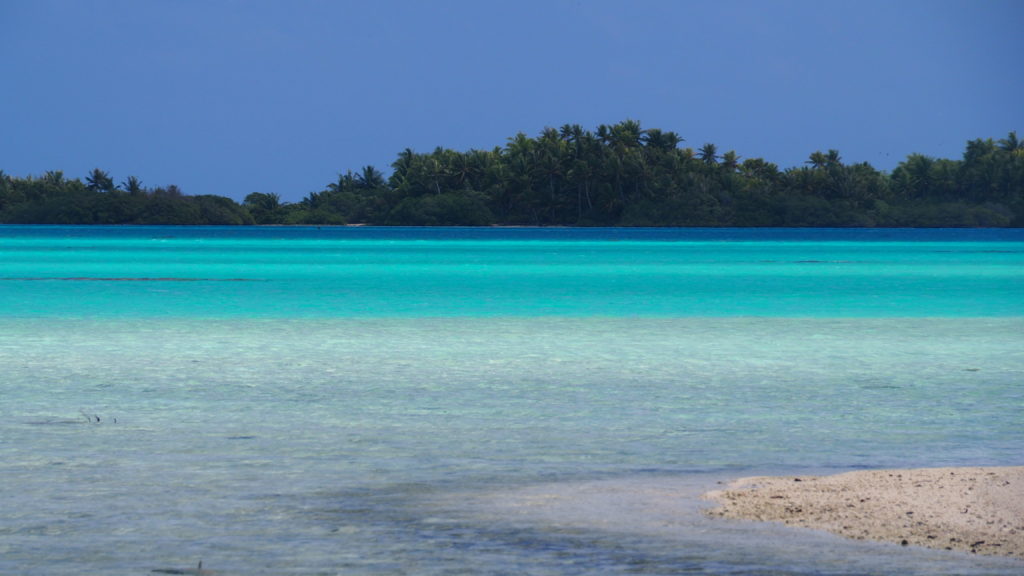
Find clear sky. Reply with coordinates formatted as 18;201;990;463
2;0;1021;203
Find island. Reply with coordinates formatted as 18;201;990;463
2;122;1021;227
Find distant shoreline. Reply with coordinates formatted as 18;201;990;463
703;466;1024;559
3;222;1022;229
4;128;1021;227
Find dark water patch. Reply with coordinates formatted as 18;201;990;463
26;418;92;426
1;277;262;282
25;411;118;425
794;260;860;264
448;474;1024;575
931;250;1022;254
152;560;217;575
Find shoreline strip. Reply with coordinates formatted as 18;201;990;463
703;466;1024;559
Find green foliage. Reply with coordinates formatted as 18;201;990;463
86;168;114;192
3;127;1021;227
387;191;494;226
0;173;253;225
244;192;285;224
121;175;144;196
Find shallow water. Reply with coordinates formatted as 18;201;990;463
1;226;1022;575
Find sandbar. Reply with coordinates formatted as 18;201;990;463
703;467;1024;559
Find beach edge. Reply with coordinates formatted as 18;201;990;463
702;466;1024;559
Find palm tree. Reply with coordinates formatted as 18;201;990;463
244;192;284;224
998;131;1022;153
464;148;500;193
567;158;594;220
535;130;570;220
425;150;445;195
698;143;719;166
963;138;996;165
739;158;779;182
355;166;386;190
244;192;281;211
42;170;65;188
721;150;740;172
610;119;645;149
86;168;114;192
327;171;356;194
503;132;543;222
0;170;11;209
642;129;683;152
301;191;325;210
806;151;828;170
559;123;586;156
892;153;935;198
121;175;144;196
389;148;416;190
825;149;843;169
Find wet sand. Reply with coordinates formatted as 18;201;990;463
704;467;1024;559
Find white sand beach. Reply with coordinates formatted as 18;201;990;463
704;467;1024;559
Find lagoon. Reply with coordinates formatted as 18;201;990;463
1;226;1022;575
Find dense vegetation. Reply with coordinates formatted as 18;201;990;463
3;122;1022;227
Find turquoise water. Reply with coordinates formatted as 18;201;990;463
2;226;1022;318
1;226;1022;575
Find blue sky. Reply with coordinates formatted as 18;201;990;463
2;0;1021;203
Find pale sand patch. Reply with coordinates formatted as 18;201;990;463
703;467;1024;559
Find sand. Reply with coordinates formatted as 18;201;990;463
703;467;1024;559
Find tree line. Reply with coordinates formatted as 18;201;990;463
2;122;1022;227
